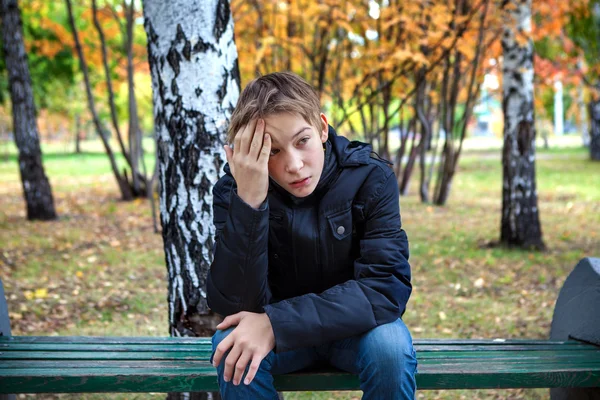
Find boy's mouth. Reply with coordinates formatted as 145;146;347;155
290;177;311;188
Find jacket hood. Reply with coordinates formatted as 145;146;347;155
327;125;373;167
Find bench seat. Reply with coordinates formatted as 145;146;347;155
1;336;599;393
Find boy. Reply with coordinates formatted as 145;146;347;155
207;72;416;399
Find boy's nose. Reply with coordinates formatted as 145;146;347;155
285;154;303;174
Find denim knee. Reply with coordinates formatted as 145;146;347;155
357;319;417;396
211;328;279;399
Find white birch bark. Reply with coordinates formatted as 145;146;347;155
143;0;240;337
500;0;544;249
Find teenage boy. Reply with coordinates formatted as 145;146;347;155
207;72;416;399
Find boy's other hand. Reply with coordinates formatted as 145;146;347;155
212;311;276;386
224;119;271;209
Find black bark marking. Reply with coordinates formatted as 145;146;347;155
171;77;179;96
182;39;191;61
175;24;186;42
193;38;215;54
195;87;203;97
182;202;196;235
513;72;522;85
145;20;158;44
167;47;181;76
213;0;231;42
230;59;241;88
216;77;227;103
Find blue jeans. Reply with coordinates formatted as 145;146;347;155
211;318;417;399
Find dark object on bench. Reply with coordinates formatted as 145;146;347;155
550;257;600;400
1;258;599;395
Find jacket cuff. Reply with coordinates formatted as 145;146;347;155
228;189;268;234
263;303;286;353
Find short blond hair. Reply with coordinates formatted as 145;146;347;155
227;72;322;143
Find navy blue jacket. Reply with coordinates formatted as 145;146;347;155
207;127;412;353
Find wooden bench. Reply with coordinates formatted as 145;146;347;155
1;257;599;397
1;336;600;394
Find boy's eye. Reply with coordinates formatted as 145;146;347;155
270;149;280;156
298;137;309;146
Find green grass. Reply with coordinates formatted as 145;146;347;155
1;139;599;400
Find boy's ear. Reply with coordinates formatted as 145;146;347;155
319;113;329;143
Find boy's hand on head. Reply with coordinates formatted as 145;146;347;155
224;119;271;209
212;311;276;386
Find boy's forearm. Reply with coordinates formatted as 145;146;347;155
207;190;270;315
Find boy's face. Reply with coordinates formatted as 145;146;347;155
263;112;329;198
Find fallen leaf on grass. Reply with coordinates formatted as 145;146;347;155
9;312;22;320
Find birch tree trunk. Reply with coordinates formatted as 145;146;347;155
125;0;146;195
500;0;545;249
143;0;240;340
1;0;57;221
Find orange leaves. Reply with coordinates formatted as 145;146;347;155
230;0;582;136
255;36;276;67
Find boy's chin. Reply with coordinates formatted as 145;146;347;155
284;179;319;198
285;185;316;198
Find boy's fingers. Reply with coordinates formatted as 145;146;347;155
223;344;242;383
239;119;257;154
233;127;242;156
244;357;262;385
233;352;252;385
224;145;233;164
216;312;243;330
249;119;264;159
212;333;234;369
258;134;271;163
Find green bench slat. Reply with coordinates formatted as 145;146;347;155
2;340;595;352
1;336;213;344
1;337;599;393
1;336;588;346
2;366;599;392
2;357;600;370
1;349;597;362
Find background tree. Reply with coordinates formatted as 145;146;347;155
65;0;150;200
1;0;57;220
499;0;545;249
143;0;240;367
566;0;600;160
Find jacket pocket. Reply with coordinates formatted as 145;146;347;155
327;208;353;240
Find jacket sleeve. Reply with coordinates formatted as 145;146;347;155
206;174;271;316
263;171;411;353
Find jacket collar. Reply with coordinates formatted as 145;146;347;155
328;125;372;167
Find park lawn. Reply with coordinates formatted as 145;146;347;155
0;142;599;400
